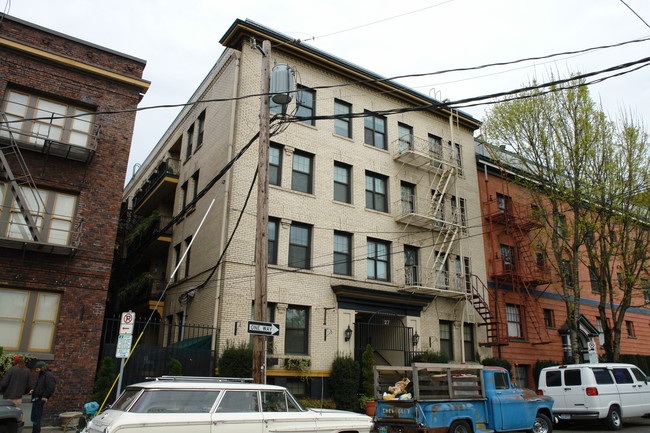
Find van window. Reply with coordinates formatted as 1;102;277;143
632;368;648;382
592;368;614;384
545;370;562;387
564;369;581;386
612;368;634;384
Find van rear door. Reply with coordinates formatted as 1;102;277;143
541;369;566;412
562;368;585;411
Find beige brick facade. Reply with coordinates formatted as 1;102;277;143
122;20;490;394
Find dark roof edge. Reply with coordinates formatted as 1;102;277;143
2;13;147;65
220;19;481;129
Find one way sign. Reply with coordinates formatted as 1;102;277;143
247;320;281;336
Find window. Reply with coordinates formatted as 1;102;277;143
515;365;529;389
564;369;581;386
367;238;390;281
439;321;453;360
435;252;449;289
130;389;221;413
216;391;259;413
626;320;635;337
261;390;300;412
494;372;510;390
561;260;573;285
0;288;60;353
642;279;650;304
506;304;523;338
545;370;561;387
285;305;309;354
593;367;614;384
196;110;205;148
0;182;78;245
400;182;415;215
459;198;467;229
268;217;279;265
500;244;516;270
173;243;181;282
1;89;96;148
543;309;555;328
365;171;388;212
454;256;463;291
536;253;545;268
556;213;567;236
288;223;311;269
463;323;475;361
291;151;313;194
334;99;352;138
333;162;352;203
186;124;194;159
184;236;192;279
463;257;472;293
397;123;413;153
404;245;419;286
496;193;511;212
180;181;188;209
428;134;443;162
333;231;352;276
596;317;605;345
364;112;387;149
269;143;283;186
454;143;463;175
191;170;200;202
613;368;634;384
589;267;601;293
296;86;315;125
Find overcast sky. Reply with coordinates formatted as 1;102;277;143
6;0;650;181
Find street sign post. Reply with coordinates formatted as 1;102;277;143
116;311;135;397
247;320;280;336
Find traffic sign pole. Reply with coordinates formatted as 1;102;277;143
116;311;135;397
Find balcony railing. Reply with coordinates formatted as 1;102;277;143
401;265;470;298
132;158;180;213
394;195;466;231
393;135;462;173
118;274;166;305
0;214;83;255
126;214;173;254
484;198;543;230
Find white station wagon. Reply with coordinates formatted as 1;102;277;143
83;376;373;433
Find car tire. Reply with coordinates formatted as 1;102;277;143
529;413;552;433
448;420;472;433
604;406;622;431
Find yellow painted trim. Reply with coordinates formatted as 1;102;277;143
267;369;330;378
0;37;150;92
148;300;165;317
133;176;179;214
157;236;172;243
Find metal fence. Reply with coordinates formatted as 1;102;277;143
99;316;218;393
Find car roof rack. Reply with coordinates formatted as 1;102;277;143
147;376;254;383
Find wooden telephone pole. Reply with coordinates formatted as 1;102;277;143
253;39;271;384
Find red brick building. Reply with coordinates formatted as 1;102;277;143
0;15;149;420
476;141;650;389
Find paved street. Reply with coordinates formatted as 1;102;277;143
555;417;650;433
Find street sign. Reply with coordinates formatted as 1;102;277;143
587;341;596;353
247;320;280;336
116;334;133;358
120;311;135;335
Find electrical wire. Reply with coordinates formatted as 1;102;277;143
618;0;650;30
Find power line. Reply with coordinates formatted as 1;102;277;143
619;0;650;30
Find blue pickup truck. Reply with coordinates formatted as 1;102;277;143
374;363;553;433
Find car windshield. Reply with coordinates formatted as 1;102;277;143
113;389;142;411
129;389;221;413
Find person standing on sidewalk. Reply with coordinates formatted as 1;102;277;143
30;361;56;433
0;356;31;408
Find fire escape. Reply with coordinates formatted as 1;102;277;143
481;177;552;347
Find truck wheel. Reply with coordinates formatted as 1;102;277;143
529;413;552;433
604;406;622;431
448;420;472;433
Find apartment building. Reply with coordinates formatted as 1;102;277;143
118;19;489;397
476;141;650;388
0;15;149;419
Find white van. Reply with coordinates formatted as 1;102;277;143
538;363;650;430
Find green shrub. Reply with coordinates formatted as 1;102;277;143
481;357;512;373
329;355;360;412
299;398;336;409
218;342;252;378
169;358;183;376
412;351;449;364
0;353;36;378
533;360;560;388
361;344;375;397
92;357;116;403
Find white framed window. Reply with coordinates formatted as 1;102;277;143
1;182;78;245
0;288;60;353
506;304;523;338
2;89;96;148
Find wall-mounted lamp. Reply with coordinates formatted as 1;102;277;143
412;332;420;347
344;325;353;342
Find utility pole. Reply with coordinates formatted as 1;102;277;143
253;39;271;384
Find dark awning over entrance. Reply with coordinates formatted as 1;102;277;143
331;285;432;316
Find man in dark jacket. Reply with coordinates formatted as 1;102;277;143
31;361;55;433
0;356;31;408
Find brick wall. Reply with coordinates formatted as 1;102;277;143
0;16;147;421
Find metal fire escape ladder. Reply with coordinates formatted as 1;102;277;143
0;113;43;242
470;274;504;346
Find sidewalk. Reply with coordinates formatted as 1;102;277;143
22;427;67;433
